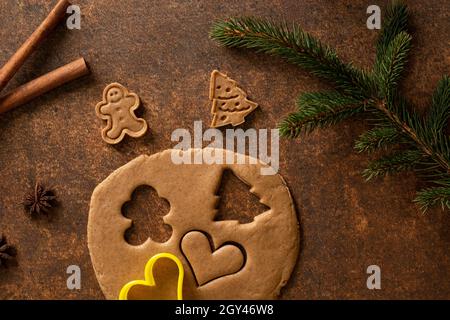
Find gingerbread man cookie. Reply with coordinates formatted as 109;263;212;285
95;83;148;144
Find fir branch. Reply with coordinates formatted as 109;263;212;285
280;105;365;138
295;91;364;111
415;186;450;211
374;97;450;174
363;149;422;180
280;91;367;138
373;32;412;96
210;18;374;98
355;126;403;153
376;0;409;57
427;75;450;136
414;161;449;183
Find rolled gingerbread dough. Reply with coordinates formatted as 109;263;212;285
88;148;299;299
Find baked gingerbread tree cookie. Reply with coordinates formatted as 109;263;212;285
209;70;258;128
95;83;148;144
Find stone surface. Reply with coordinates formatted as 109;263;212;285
0;0;449;299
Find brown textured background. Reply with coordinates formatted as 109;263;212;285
0;0;449;300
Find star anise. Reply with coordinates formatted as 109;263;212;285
24;182;57;216
0;234;15;267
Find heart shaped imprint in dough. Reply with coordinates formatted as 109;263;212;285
181;231;245;286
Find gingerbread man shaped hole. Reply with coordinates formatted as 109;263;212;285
122;185;172;245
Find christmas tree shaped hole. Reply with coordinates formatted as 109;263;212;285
122;185;172;245
214;169;270;224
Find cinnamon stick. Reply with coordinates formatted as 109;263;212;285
0;0;71;93
0;57;89;114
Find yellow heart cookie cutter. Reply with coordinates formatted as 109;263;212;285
119;253;184;300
